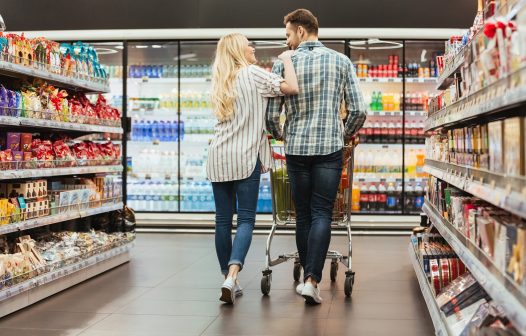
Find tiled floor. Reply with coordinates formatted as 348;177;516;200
0;233;435;336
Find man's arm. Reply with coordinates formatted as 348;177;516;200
343;61;367;139
266;61;285;140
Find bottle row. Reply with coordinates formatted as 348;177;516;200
105;64;213;79
130;118;215;142
128;93;212;113
358;117;425;144
355;54;439;78
426;116;526;176
366;91;430;112
353;147;426;177
351;181;425;213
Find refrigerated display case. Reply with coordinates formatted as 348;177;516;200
350;39;442;215
93;37;445;217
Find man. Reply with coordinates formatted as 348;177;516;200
266;8;367;305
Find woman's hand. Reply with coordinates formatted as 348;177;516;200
278;50;295;60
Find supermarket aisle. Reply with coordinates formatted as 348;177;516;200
0;233;434;336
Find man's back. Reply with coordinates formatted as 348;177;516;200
266;41;366;156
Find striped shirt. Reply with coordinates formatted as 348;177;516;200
266;41;367;156
206;65;284;182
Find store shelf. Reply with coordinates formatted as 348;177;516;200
0;60;109;94
0;116;122;134
408;242;452;336
125;77;211;85
0;241;133;317
359;77;437;84
423;201;526;334
367;110;427;117
436;52;465;90
424;159;526;219
0;165;123;180
0;202;124;235
427;66;526;131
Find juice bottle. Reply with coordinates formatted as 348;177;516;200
406;149;417;177
352;182;361;212
416;151;426;178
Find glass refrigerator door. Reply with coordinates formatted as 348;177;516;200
178;42;215;212
126;42;180;212
404;41;442;214
350;39;404;214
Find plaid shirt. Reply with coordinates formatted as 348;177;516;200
266;41;367;156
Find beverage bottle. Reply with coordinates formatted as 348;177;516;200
351;182;361;212
370;92;376;111
366;149;374;173
407;149;417;177
414;183;424;211
365;118;374;142
179;120;185;141
173;120;179;142
410;121;419;144
368;183;378;212
159;120;166;141
416;152;425;178
380;121;388;141
396;122;403;144
145;120;153;141
151;120;159;141
377;183;387;211
386;182;397;211
373;121;381;143
360;183;369;212
387;122;396;143
377;92;383;111
396;182;403;211
405;183;415;213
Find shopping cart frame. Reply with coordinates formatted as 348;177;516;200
261;140;357;297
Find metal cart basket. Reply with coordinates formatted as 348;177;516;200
261;140;356;297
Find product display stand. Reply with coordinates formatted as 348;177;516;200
0;53;131;317
413;3;526;334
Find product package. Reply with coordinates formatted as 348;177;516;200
503;117;525;176
488;121;504;173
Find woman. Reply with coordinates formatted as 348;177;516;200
207;33;299;304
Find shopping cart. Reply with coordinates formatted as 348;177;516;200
261;139;357;297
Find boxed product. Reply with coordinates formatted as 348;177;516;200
6;132;20;151
20;133;32;152
488;121;504;173
503;117;524;176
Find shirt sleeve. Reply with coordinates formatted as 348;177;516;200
265;61;285;140
343;60;367;137
249;64;284;98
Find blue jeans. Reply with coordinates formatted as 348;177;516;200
212;159;261;275
286;150;343;283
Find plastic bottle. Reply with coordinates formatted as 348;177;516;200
368;183;378;212
377;183;387;211
386;183;397;211
179;120;185;141
396;182;403;211
351;182;360;212
360;183;369;212
405;183;414;213
416;152;426;178
414;183;424;212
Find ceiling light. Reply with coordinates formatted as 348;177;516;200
115;45;124;50
152;45;163;49
94;48;118;55
349;39;403;50
173;53;197;61
135;45;149;49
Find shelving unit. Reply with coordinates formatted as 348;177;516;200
423;201;526;334
0;48;130;317
436;52;464;91
0;59;109;93
0;242;134;317
408;242;452;336
0;164;123;180
426;66;526;131
424;159;526;218
0;115;123;134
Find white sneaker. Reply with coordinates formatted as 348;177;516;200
234;282;243;297
301;283;322;304
296;283;305;295
220;277;236;304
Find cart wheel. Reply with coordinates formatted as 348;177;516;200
344;273;355;297
330;262;338;282
293;262;301;282
261;275;271;295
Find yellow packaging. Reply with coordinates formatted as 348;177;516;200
504;117;525;176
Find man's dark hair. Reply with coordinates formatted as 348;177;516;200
284;9;319;35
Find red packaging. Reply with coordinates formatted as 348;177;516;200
53;140;75;166
23;152;32;161
71;142;88;160
20;133;32;152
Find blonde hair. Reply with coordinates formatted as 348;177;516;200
211;33;251;121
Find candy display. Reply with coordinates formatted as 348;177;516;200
0;34;108;83
0;132;121;170
0;230;134;289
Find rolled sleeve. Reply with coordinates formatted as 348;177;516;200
265;61;285;140
249;65;284;98
343;61;367;138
